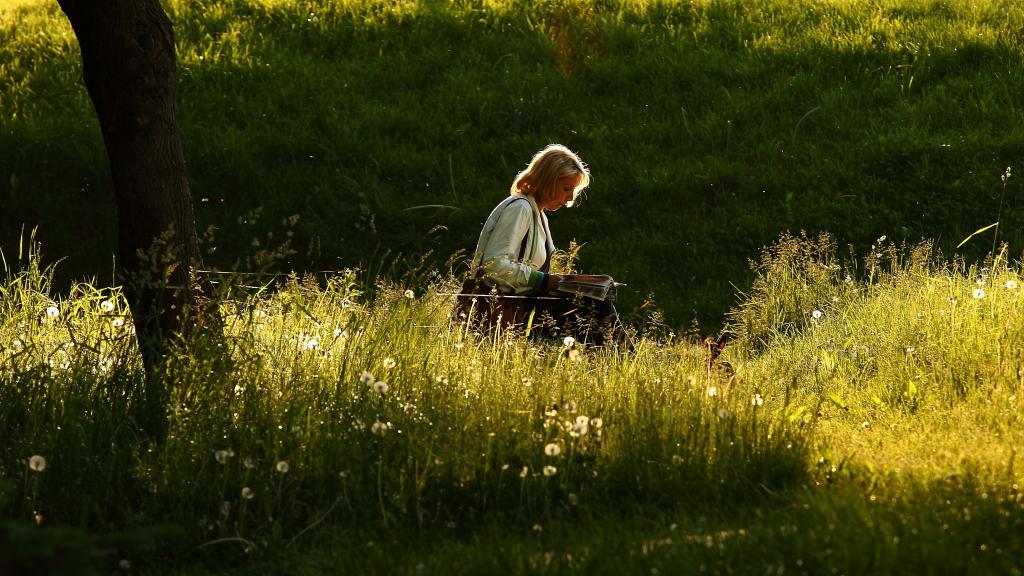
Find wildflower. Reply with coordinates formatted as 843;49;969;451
589;417;603;429
304;338;319;350
751;393;764;406
382;357;397;369
707;386;718;397
12;339;23;349
544;407;558;418
100;300;115;312
811;309;823;320
28;455;46;472
275;460;289;474
371;420;390;436
671;454;683;465
404;289;415;299
563;336;575;347
973;288;986;300
333;328;347;338
543;465;557;477
45;306;59;318
544;443;561;457
243;457;257;469
214;449;234;464
977;278;987;286
905;346;916;354
1006;279;1019;290
373;380;388;394
359;371;374;384
519;466;529;478
111;317;125;328
241;487;254;500
718;408;731;420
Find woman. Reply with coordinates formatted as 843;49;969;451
461;144;621;345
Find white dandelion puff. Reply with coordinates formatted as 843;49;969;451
973;288;986;300
371;420;390;436
707;386;718;397
1005;279;1019;290
404;289;415;299
111;317;125;328
45;306;60;318
544;443;561;457
241;487;254;500
275;460;289;474
751;393;764;406
28;455;46;472
543;465;557;477
811;309;823;320
519;466;529;478
100;300;115;312
304;338;319;350
243;457;256;469
359;371;374;384
373;380;388;394
333;328;347;338
214;449;234;464
563;336;575;347
382;357;397;369
589;417;603;429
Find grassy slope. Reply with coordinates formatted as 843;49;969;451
2;0;1024;331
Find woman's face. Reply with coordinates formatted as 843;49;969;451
540;174;581;212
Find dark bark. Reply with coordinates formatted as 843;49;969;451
57;0;209;432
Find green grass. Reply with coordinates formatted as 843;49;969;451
3;0;1024;330
2;231;1024;573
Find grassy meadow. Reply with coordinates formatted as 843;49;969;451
3;0;1024;573
2;0;1024;330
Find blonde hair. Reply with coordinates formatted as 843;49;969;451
510;144;590;207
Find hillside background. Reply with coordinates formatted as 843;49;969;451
2;0;1023;330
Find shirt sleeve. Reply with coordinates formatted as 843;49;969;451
478;200;545;294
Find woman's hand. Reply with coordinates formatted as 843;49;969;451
544;273;563;294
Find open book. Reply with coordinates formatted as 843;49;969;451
555;274;624;301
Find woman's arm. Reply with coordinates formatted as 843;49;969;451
478;201;545;293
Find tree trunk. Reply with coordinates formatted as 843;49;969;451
57;0;205;429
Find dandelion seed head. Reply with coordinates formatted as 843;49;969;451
118;559;131;571
382;357;397;369
371;420;390;436
590;417;603;429
563;336;575;347
241;487;254;500
333;328;347;338
404;289;415;299
1006;279;1019;290
304;338;319;350
973;288;986;300
111;317;125;328
359;371;374;384
671;454;683;465
100;300;115;312
373;380;388;394
811;309;823;320
275;460;289;474
718;408;731;420
214;449;234;464
45;306;59;318
243;457;256;469
28;455;46;472
751;393;764;406
707;386;718;397
544;443;561;457
542;465;557;477
519;466;529;478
